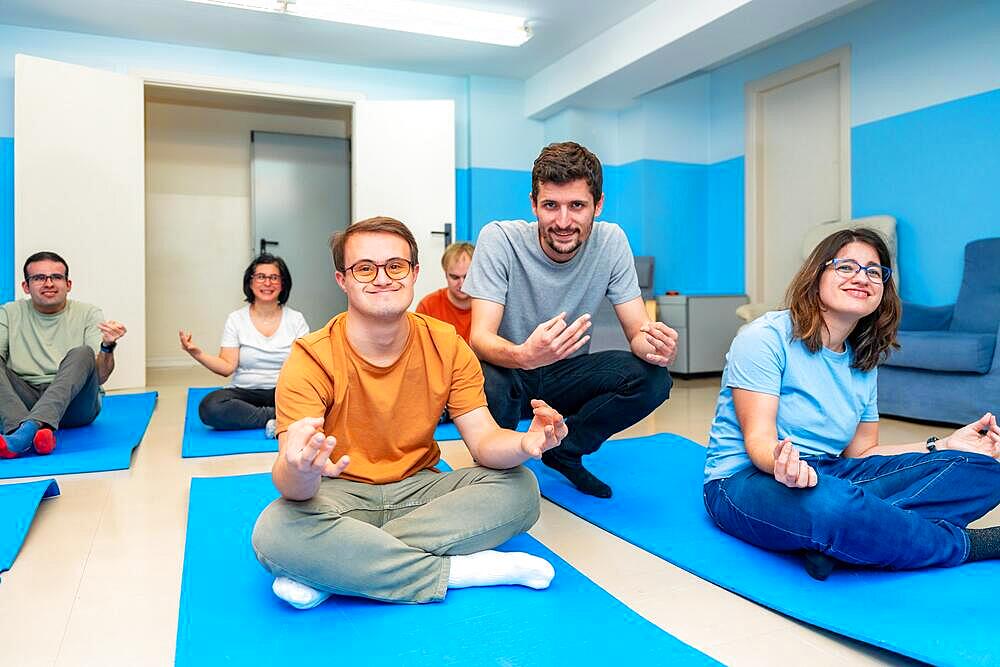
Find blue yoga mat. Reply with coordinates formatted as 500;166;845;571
1;478;59;574
182;386;533;457
182;387;275;458
526;434;1000;667
0;392;157;480
176;469;717;666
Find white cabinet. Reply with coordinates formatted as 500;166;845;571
657;294;748;375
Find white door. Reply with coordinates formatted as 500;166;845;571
352;100;455;309
747;49;850;305
252;131;351;329
15;55;145;390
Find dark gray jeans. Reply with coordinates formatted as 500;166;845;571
0;346;102;432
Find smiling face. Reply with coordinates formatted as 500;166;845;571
335;231;418;320
22;258;72;314
818;241;885;321
250;262;282;304
531;179;604;262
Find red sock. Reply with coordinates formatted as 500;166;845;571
33;428;56;455
0;435;19;459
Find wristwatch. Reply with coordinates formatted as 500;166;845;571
925;436;939;452
100;341;117;354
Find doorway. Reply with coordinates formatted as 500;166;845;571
144;87;351;368
745;47;851;305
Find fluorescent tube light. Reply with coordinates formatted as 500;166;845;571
185;0;533;47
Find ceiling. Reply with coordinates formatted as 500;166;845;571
0;0;660;79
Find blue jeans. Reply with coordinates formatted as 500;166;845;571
481;350;671;459
704;450;1000;569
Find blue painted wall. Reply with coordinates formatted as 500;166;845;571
853;87;1000;304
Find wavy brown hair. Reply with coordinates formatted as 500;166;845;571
785;227;900;371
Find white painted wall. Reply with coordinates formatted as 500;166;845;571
144;100;348;368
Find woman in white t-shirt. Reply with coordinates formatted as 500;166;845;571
179;254;309;436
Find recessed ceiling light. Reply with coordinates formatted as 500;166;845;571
185;0;533;47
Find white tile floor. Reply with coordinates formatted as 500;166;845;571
1;367;964;666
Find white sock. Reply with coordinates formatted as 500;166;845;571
447;550;555;591
272;576;330;610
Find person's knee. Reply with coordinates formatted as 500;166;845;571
251;501;296;568
63;345;96;371
198;391;228;426
500;465;541;531
617;352;672;408
481;362;516;400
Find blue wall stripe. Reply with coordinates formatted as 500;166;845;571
467;167;534;242
0;137;12;303
455;168;471;242
852;86;1000;305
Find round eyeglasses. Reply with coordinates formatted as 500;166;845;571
345;258;413;283
825;258;892;284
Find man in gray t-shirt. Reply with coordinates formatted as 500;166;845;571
463;142;678;498
0;251;127;458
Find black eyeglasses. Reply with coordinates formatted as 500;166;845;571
825;258;892;284
344;258;412;283
27;273;67;284
252;273;282;284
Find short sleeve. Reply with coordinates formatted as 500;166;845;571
724;321;786;396
220;311;240;348
860;368;879;422
462;223;512;306
446;338;488;419
84;307;105;354
293;311;310;338
274;341;335;436
605;226;641;305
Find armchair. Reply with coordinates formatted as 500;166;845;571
878;238;1000;425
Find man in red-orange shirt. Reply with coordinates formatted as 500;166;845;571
416;241;474;343
252;217;567;609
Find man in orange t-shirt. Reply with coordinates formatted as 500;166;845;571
252;216;568;609
416;241;474;343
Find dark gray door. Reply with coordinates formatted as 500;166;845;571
251;131;350;330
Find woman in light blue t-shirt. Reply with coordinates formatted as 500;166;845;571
179;254;308;436
704;228;1000;579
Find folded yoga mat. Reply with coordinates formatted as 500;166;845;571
0;392;157;480
176;468;717;666
182;386;532;456
1;478;59;574
526;434;1000;667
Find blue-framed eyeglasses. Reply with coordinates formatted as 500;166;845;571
825;258;892;284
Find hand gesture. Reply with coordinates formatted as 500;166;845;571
178;330;202;357
98;320;127;345
943;413;1000;460
773;439;817;488
519;399;568;459
284;417;350;479
519;312;591;370
639;321;678;366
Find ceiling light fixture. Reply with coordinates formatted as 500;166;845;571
185;0;533;47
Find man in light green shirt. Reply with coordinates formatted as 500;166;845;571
0;251;127;458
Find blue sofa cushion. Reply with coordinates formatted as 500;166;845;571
951;238;1000;334
885;331;996;373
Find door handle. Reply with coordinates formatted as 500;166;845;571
259;238;280;255
431;223;453;247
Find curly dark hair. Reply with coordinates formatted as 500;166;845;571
785;227;901;371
